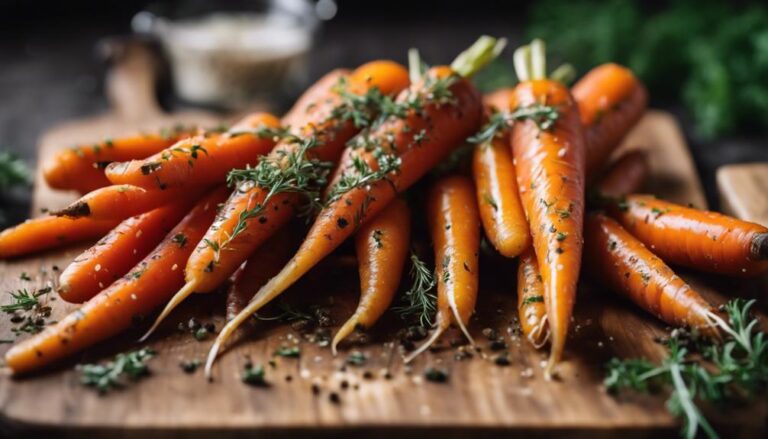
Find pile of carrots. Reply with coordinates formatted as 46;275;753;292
2;37;767;381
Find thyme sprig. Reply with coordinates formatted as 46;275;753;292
79;348;155;394
468;104;561;146
605;299;768;439
393;253;437;328
2;287;52;335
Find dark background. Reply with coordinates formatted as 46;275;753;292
1;0;766;223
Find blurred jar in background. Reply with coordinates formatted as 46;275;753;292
133;0;335;109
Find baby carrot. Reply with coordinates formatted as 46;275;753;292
405;175;481;362
281;69;350;130
43;126;199;193
225;227;298;321
594;150;649;199
572;63;648;178
139;60;411;340
207;37;500;375
517;247;549;348
58;199;195;303
51;184;200;220
331;198;411;354
610;194;768;276
0;216;119;259
511;40;586;376
104;113;280;190
4;186;228;375
584;213;720;334
472;126;530;258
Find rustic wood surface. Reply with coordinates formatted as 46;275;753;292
717;163;768;225
1;90;766;439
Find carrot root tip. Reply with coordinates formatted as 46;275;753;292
138;281;197;342
331;316;360;356
403;323;446;364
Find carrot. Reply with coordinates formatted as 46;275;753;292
4;186;228;375
331;198;411;354
510;40;587;376
405;175;481;362
58;199;195;303
609;194;768;277
0;216;119;259
43;126;199;193
104;113;280;190
594;150;649;199
584;213;721;335
281;69;350;130
472;125;530;258
138;60;411;340
516;247;549;348
205;37;501;376
51;184;201;220
225;227;298;321
572;63;648;178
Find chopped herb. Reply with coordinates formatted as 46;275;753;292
242;363;267;386
274;346;301;358
483;193;498;210
19;272;31;281
372;229;384;249
346;350;367;367
556;231;568;241
194;327;210;341
1;289;44;313
79;348;155;394
522;295;545;305
171;233;188;248
179;359;201;373
424;367;449;383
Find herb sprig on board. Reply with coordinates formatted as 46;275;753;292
393;253;437;328
2;286;53;335
79;348;155;394
605;299;768;439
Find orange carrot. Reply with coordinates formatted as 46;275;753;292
472;125;530;258
584;213;720;334
406;175;481;362
139;60;411;340
104;113;280;190
510;40;586;376
58;199;195;303
225;227;298;321
517;247;549;348
206;37;501;375
332;198;411;354
572;63;648;177
594;150;649;199
610;194;768;276
0;216;119;259
43;126;200;193
281;69;350;131
51;184;201;220
4;186;228;375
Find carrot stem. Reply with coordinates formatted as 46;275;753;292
551;63;576;85
408;48;424;83
513;45;532;82
450;35;507;78
530;39;546;80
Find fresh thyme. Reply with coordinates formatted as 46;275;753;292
468;104;561;146
393;253;437;328
79;348;155;394
2;287;52;335
325;154;401;204
605;299;768;439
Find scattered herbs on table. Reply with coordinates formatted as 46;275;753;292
346;350;367;367
605;299;768;439
242;363;267;386
424;367;449;383
2;287;53;336
79;348;155;394
274;345;301;358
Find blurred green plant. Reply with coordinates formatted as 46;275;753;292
525;0;768;139
0;151;31;225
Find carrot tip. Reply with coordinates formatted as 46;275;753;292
331;316;360;356
403;323;446;364
138;281;196;342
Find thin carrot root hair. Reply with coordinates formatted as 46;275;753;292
703;309;732;341
403;320;448;364
528;314;550;350
138;281;197;341
448;296;475;347
331;315;360;356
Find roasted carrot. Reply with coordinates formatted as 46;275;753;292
104;113;280;190
0;216;119;259
584;213;721;334
572;63;648;178
43;126;199;193
51;184;201;220
139;60;411;340
511;40;586;376
472;126;530;258
58;199;195;303
331;198;411;354
517;247;549;348
594;150;649;199
4;186;228;375
610;194;768;276
405;175;481;362
281;69;350;131
225;227;298;321
207;37;500;375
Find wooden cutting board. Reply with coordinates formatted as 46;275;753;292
1;101;766;438
717;163;768;225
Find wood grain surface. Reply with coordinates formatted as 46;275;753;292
717;163;768;225
0;108;765;439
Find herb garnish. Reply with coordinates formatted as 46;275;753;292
605;299;768;439
242;363;267;386
2;287;52;335
274;346;301;358
79;348;155;394
393;253;437;328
